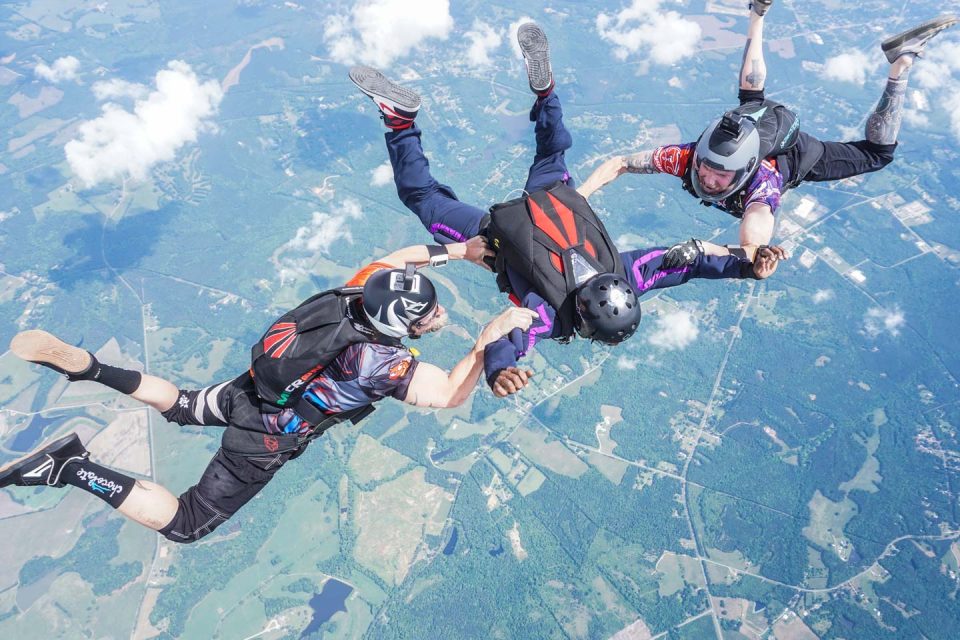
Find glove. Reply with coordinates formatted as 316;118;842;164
662;238;704;270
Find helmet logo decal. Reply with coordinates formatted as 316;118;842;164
401;298;429;315
379;299;406;332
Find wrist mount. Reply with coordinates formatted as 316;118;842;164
427;244;449;267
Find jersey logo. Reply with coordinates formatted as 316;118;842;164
654;145;686;176
263;435;279;452
389;359;411;379
263;321;297;359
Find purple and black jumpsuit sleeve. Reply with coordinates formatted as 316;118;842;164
483;266;561;389
622;248;749;293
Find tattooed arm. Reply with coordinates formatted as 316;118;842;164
577;149;658;198
739;12;767;91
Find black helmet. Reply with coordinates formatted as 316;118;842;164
690;111;761;203
575;273;641;345
362;265;438;338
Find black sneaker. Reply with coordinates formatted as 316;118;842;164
750;0;773;17
882;15;958;63
517;23;553;95
10;329;94;380
349;66;420;130
0;434;89;488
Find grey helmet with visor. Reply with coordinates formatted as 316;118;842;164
690;112;761;203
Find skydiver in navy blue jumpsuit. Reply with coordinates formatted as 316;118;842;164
351;24;787;397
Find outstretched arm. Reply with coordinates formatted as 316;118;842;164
629;239;789;292
577;150;658;198
376;236;494;270
402;307;538;408
740;10;768;92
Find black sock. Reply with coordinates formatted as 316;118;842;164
61;459;133;509
71;356;142;394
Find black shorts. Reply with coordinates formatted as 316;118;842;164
158;373;307;543
157;444;303;543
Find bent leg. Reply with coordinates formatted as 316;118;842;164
524;92;574;193
803;139;896;183
386;124;486;244
865;56;914;146
157;446;292;543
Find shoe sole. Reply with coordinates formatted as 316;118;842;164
0;433;80;487
10;330;92;375
518;23;552;92
348;66;420;115
881;15;958;62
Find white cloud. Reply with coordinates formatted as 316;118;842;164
616;356;638;370
820;51;881;86
812;289;834;304
92;78;150;101
596;0;702;65
465;20;502;68
323;0;453;67
647;310;699;350
64;61;223;188
370;161;394;187
863;306;905;338
910;38;960;141
35;56;80;83
944;89;960;141
273;199;363;284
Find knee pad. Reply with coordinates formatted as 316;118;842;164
159;390;200;427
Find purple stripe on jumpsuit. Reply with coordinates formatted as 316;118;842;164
429;223;468;242
632;250;691;291
522;303;553;355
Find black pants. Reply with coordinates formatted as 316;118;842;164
738;89;896;187
157;373;307;543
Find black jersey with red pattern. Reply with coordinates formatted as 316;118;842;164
262;261;418;435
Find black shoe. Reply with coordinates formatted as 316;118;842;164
349;66;420;130
0;434;89;488
10;329;94;380
518;23;553;95
750;0;773;17
882;15;958;63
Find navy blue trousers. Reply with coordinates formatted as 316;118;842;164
385;91;575;244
